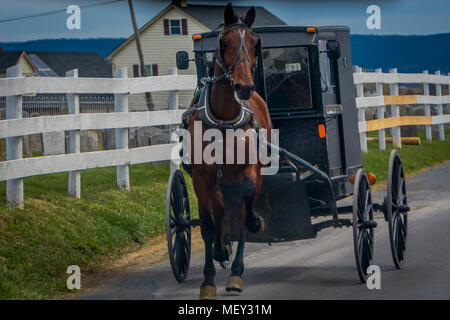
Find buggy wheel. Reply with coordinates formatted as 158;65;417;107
386;150;408;269
352;169;375;283
166;169;191;282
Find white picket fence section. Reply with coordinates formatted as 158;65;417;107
0;65;196;207
1;64;450;207
354;66;450;152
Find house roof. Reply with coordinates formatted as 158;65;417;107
177;4;286;30
28;54;58;77
106;3;286;59
30;52;112;77
0;51;24;71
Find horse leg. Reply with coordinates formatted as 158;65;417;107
226;214;246;293
241;168;264;234
212;193;232;267
199;212;217;300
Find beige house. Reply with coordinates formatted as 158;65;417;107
106;0;285;111
0;50;37;78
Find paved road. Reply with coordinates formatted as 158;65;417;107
83;162;450;300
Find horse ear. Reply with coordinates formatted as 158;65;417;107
224;2;235;27
243;6;256;28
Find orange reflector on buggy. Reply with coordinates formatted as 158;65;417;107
192;34;202;40
318;124;326;138
349;174;356;185
368;173;377;185
349;173;376;185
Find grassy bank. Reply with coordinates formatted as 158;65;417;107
0;164;197;299
0;130;449;299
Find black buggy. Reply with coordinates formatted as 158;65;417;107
166;26;410;283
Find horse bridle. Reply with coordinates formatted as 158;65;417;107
201;23;260;86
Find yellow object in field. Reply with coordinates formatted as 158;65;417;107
367;137;421;145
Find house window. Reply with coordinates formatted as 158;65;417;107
133;64;158;77
164;18;188;35
169;19;181;35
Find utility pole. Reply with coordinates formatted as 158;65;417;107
128;0;153;110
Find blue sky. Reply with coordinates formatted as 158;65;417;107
0;0;449;42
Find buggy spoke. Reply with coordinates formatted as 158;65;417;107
363;189;370;217
399;193;406;205
185;233;191;252
171;196;179;217
397;177;404;203
364;203;373;218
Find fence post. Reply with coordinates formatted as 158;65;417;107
375;68;385;150
355;66;367;152
422;70;432;141
435;70;445;141
389;68;402;148
66;69;81;198
168;67;179;174
168;67;178;129
6;65;24;208
114;67;130;190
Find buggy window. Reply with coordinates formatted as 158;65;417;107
262;46;312;110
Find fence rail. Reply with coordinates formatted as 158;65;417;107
0;74;196;96
0;65;196;207
353;66;449;152
0;95;115;117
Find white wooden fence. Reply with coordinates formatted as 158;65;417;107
0;65;196;207
0;94;114;117
1;64;450;207
354;66;450;152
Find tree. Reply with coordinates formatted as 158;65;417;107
128;0;154;110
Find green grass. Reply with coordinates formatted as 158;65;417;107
0;130;449;299
0;164;198;299
362;130;450;183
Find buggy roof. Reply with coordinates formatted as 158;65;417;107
193;26;350;52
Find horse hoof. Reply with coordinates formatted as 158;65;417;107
199;286;217;300
247;216;265;234
225;276;243;293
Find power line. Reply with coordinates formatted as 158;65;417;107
0;0;126;23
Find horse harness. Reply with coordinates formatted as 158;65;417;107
180;23;262;189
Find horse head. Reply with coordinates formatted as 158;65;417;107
217;3;259;101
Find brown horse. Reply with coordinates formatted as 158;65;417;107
186;3;272;299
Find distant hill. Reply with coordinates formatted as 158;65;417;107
350;33;450;74
1;33;449;73
0;38;126;59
